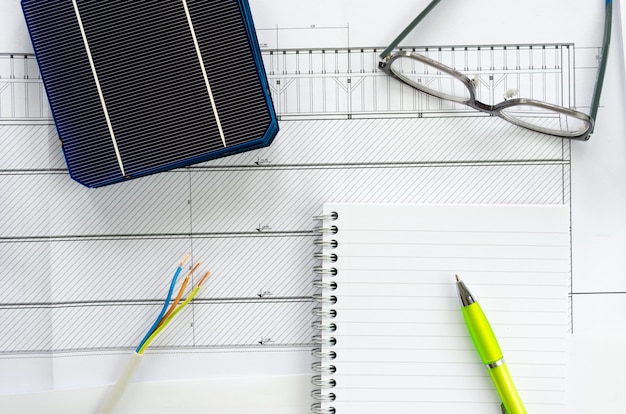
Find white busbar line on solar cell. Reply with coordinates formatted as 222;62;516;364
71;0;127;176
182;0;227;148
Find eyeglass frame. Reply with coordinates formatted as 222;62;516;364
377;0;612;141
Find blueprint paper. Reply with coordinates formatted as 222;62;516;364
0;1;624;407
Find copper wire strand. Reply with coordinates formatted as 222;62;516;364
196;271;211;288
179;252;191;267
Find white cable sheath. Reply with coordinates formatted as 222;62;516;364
97;352;144;414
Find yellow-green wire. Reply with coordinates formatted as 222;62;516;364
138;286;201;354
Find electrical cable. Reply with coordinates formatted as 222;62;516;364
134;253;190;352
97;254;210;414
138;271;210;355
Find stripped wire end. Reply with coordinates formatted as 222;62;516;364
196;271;211;288
179;252;191;267
187;261;201;276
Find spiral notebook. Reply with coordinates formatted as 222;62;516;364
312;203;570;414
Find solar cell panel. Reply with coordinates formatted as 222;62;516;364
22;0;278;187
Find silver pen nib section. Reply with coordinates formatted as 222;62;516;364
455;274;476;307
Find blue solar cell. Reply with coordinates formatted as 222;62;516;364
22;0;278;187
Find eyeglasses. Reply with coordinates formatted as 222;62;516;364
377;0;612;140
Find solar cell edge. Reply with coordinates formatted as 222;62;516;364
83;118;279;188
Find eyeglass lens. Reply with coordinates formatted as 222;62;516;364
499;104;589;136
389;55;471;102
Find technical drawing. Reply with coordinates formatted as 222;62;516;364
0;39;575;355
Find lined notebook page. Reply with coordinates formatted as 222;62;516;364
319;203;569;414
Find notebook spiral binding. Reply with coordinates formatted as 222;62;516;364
311;212;339;414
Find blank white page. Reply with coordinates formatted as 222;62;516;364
318;203;569;414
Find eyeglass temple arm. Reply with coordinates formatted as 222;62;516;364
378;0;442;60
588;0;612;132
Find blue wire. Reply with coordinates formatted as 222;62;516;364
135;266;183;353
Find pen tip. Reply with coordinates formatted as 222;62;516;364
455;274;460;282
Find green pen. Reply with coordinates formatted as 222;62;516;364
455;275;527;414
